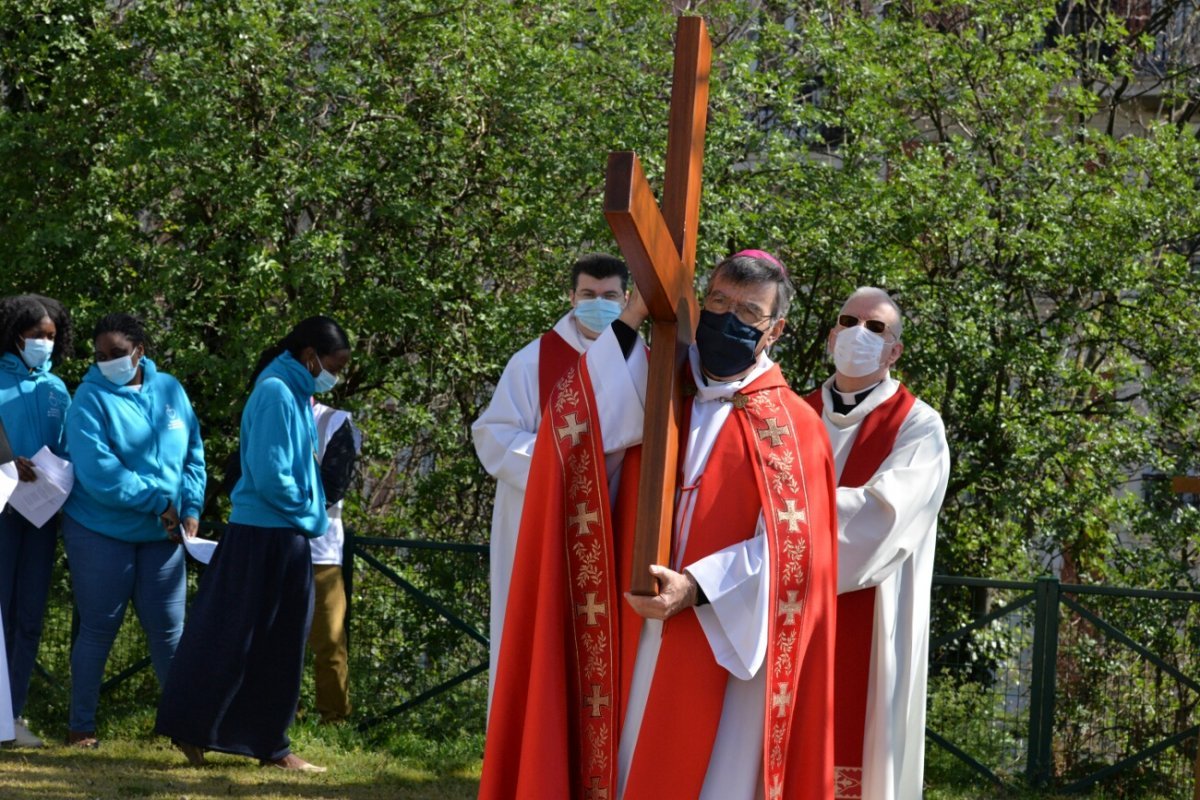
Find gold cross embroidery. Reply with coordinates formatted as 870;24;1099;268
779;590;804;625
772;681;793;719
576;592;607;626
776;499;807;533
585;777;610;800
557;413;589;446
757;417;790;447
584;684;611;718
569;502;600;536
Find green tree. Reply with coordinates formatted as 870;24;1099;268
2;0;1198;777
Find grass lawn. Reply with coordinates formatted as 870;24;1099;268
0;739;481;800
0;709;483;800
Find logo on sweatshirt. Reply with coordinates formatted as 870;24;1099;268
46;391;64;419
164;403;185;431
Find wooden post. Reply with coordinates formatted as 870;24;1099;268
604;16;711;596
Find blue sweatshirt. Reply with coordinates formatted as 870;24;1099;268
230;351;328;537
64;357;207;542
0;352;70;459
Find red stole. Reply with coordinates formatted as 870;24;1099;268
804;384;915;799
481;360;837;800
538;328;582;410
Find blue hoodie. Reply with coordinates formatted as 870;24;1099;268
64;357;206;542
230;351;328;537
0;352;70;460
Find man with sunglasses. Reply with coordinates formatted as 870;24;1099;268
805;287;950;800
482;251;838;800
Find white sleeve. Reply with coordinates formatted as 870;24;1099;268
837;402;950;594
471;341;544;493
685;516;770;681
584;325;648;455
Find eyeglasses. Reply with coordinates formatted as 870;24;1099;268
838;314;889;335
705;292;773;328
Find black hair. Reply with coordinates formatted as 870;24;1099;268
93;313;151;351
248;315;351;390
571;253;629;291
708;252;795;320
0;294;75;366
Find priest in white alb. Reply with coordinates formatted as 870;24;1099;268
481;251;838;800
804;287;950;800
471;253;629;709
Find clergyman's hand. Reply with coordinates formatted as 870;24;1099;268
624;564;699;621
619;283;649;331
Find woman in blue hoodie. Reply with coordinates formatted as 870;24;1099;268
62;313;205;747
157;316;350;772
0;294;73;748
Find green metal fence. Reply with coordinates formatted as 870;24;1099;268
928;575;1200;796
44;535;1200;795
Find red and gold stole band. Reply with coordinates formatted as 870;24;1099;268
538;328;582;410
738;386;819;799
805;384;915;799
543;360;622;798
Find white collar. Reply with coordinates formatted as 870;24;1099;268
688;345;774;404
820;373;900;428
552;310;594;354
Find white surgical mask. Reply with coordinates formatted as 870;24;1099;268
833;324;886;378
98;354;139;386
19;338;54;370
310;357;338;393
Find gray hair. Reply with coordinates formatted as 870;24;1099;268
709;252;795;320
841;286;903;340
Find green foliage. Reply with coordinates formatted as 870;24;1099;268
3;0;1199;786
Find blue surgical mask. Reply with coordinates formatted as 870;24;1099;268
19;338;54;370
312;358;338;393
574;298;623;335
695;309;765;379
98;354;139;386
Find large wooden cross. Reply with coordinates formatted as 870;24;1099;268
604;16;711;596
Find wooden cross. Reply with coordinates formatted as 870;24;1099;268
604;15;711;596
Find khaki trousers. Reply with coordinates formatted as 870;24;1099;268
308;564;351;721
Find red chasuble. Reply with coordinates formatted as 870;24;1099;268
803;384;915;799
482;358;838;800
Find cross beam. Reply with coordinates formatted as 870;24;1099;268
604;16;711;596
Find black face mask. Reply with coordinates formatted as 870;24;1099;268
695;309;765;379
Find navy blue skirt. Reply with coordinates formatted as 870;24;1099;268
155;522;314;761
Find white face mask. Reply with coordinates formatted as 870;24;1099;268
833;324;886;378
19;338;54;370
98;354;139;386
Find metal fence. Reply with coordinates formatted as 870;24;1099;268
42;534;1200;795
928;575;1200;796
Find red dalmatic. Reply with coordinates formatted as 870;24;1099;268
483;359;838;800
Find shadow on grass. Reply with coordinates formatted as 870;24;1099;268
0;744;481;800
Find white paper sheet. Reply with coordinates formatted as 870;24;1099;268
7;447;74;528
182;535;217;565
0;461;18;512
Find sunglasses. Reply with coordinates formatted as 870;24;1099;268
838;314;889;335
